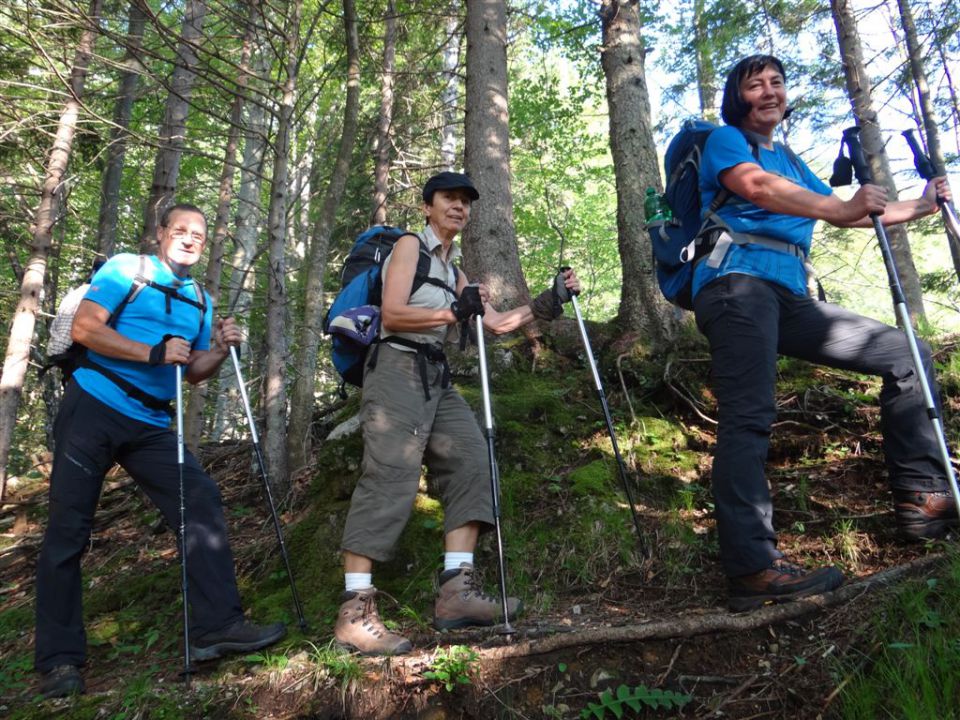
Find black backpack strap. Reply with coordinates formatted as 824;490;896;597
77;355;173;417
410;238;458;298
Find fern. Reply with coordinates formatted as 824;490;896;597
580;684;692;719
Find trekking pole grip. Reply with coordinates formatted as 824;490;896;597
841;126;874;188
557;265;579;297
902;129;938;181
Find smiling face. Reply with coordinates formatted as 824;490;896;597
423;188;472;242
156;208;207;274
738;64;788;137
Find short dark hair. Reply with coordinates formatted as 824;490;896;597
159;203;207;228
720;55;788;127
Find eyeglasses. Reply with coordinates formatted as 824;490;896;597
164;227;206;243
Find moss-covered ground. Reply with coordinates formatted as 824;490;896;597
2;326;960;718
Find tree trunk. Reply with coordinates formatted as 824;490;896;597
261;0;304;493
97;0;147;258
370;0;397;226
831;0;926;323
441;5;462;171
896;0;960;284
183;6;256;451
598;0;676;344
212;48;271;440
693;0;718;122
139;0;207;252
462;0;529;309
0;0;103;499
287;0;360;473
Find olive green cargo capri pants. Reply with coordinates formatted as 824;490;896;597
341;343;494;561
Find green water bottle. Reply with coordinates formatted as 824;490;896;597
657;193;673;221
644;187;659;221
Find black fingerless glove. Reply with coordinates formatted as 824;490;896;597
148;335;172;366
451;285;485;321
531;270;575;321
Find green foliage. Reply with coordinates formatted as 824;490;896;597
580;684;692;719
423;645;480;692
838;553;960;718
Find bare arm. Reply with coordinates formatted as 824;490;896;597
72;299;234;385
184;317;239;384
380;234;458;332
480;268;581;335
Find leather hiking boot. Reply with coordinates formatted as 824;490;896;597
334;587;412;656
189;619;287;662
39;664;84;699
728;559;845;613
433;563;522;631
894;490;959;541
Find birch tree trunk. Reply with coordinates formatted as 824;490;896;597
212;49;271;440
261;0;304;492
896;0;960;283
831;0;926;322
441;5;462;171
462;0;529;309
370;0;397;226
599;0;676;344
97;0;146;257
0;0;103;499
287;0;360;472
139;0;207;252
184;8;256;451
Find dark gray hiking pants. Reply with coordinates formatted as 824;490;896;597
34;382;244;672
693;274;947;578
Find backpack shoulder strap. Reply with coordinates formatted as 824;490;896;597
107;255;149;328
410;236;458;298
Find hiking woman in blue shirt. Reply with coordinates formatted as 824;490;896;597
694;55;955;612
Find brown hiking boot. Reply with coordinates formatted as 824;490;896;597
334;587;412;656
433;564;522;630
894;490;959;541
727;559;845;613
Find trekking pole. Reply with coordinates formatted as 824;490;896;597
560;270;649;559
841;126;960;518
474;313;515;636
174;363;194;683
229;346;307;631
902;129;960;250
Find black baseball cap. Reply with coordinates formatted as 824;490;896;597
422;171;480;203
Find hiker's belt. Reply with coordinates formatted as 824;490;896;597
367;336;451;401
702;230;804;269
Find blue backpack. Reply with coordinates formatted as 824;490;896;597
324;226;457;387
649;120;761;309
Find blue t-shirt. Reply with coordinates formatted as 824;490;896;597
73;254;212;427
693;125;833;298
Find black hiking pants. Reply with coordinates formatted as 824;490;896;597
693;274;947;578
34;382;244;673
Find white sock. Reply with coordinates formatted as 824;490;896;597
345;573;372;592
444;552;474;572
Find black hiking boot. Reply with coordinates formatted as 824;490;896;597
728;559;845;613
39;664;84;699
894;490;959;541
189;620;286;662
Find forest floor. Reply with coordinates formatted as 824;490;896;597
1;328;959;719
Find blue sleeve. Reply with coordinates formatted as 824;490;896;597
700;126;758;192
83;254;140;314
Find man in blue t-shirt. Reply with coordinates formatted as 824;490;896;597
693;55;955;613
34;204;285;698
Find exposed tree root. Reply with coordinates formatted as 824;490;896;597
477;554;944;661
